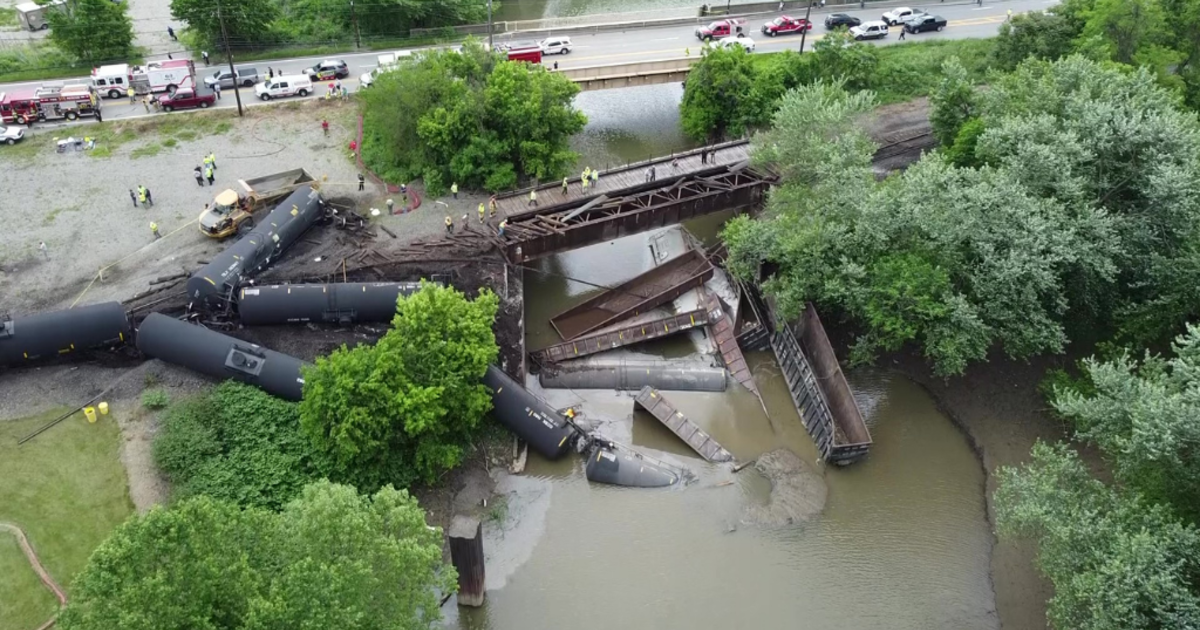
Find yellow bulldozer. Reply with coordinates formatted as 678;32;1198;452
198;168;316;239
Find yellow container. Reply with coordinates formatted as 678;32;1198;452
98;402;109;415
83;407;97;423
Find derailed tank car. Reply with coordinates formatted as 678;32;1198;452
483;365;576;460
187;185;324;308
585;444;680;488
237;282;423;326
136;313;307;401
0;302;132;368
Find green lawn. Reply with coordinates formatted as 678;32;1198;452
0;409;134;630
0;536;58;630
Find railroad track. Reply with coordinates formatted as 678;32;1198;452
872;128;937;164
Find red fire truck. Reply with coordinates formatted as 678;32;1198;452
500;42;543;64
0;83;100;124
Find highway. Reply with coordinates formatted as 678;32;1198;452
1;0;1055;126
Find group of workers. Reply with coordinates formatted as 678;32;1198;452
192;152;218;186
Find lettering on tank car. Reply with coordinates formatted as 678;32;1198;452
600;451;617;462
243;288;260;296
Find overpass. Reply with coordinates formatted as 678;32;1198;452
559;57;697;92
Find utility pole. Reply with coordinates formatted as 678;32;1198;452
798;1;814;53
350;0;361;50
216;1;244;117
487;0;494;51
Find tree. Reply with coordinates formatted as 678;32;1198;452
995;442;1200;630
680;46;766;143
928;57;977;146
57;481;454;630
725;80;1117;375
974;57;1200;343
810;31;878;91
153;382;326;510
989;10;1081;70
46;0;133;63
300;282;499;490
170;0;277;51
1053;325;1200;522
361;40;584;194
1078;0;1170;65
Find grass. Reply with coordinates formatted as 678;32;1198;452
0;409;133;629
0;536;58;630
222;34;454;64
0;44;144;84
130;144;163;159
0;6;17;28
42;204;81;226
484;495;508;524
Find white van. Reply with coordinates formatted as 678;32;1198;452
539;36;572;55
255;75;312;100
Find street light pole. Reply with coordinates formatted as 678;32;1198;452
216;0;244;117
798;1;814;52
487;0;494;50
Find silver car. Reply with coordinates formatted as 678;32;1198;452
203;67;259;89
1;126;25;146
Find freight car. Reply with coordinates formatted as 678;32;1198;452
136;313;307;401
0;301;132;368
237;282;423;326
584;443;681;487
187;185;325;309
483;365;578;460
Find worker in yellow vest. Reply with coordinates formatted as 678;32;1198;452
445;216;454;234
150;222;161;239
478;203;486;223
451;182;458;199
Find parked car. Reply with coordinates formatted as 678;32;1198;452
761;15;812;36
849;20;890;40
1;125;25;145
254;75;313;100
695;18;746;41
712;36;755;52
904;14;947;32
824;13;862;29
157;86;216;111
881;7;922;25
305;59;349;81
203;66;258;89
539;36;572;55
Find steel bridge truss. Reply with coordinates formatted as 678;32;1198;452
502;163;775;262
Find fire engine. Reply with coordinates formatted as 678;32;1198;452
498;42;543;64
91;60;197;99
0;83;100;125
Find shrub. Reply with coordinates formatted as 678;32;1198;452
140;388;169;409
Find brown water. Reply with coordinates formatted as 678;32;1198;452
446;227;998;629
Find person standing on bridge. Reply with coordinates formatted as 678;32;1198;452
445;215;454;234
451;182;458;199
582;176;589;193
591;169;598;187
498;219;508;237
489;195;497;217
562;176;569;195
701;148;708;164
529;189;538;207
478;203;486;223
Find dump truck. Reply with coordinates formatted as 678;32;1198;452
198;168;316;239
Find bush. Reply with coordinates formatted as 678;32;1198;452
140;389;169;409
153;382;323;509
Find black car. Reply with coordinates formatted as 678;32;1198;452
825;13;862;29
904;14;947;33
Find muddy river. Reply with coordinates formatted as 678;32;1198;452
444;222;997;628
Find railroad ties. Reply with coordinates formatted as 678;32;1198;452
633;386;733;463
532;308;710;365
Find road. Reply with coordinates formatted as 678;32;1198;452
1;0;1055;127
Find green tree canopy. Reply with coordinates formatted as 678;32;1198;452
46;0;133;63
153;382;325;509
170;0;277;51
995;442;1200;630
928;57;977;146
361;40;585;193
57;480;454;630
989;9;1081;70
681;46;767;143
300;282;499;489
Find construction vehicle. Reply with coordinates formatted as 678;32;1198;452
198;168;316;239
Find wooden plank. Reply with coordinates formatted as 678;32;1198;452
633;386;733;463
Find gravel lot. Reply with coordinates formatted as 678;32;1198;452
0;99;449;314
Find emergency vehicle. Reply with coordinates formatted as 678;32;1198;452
91;60;197;99
0;83;100;125
501;42;543;64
